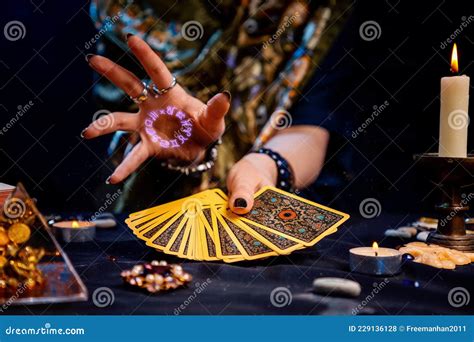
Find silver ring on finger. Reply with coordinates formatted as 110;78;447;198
148;76;177;98
130;82;149;104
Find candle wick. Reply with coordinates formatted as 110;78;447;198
375;251;378;257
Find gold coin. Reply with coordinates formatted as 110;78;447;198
0;256;7;268
0;228;9;246
8;223;31;244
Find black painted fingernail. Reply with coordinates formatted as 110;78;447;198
222;90;232;102
85;54;95;63
105;176;112;185
80;128;87;138
234;198;247;208
126;33;134;41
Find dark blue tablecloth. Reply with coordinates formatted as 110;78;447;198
5;213;474;315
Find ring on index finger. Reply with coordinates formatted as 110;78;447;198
147;76;177;98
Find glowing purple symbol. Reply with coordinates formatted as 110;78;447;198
144;105;193;148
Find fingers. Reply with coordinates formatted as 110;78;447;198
107;142;150;184
87;54;144;97
227;162;261;214
199;92;231;137
82;112;139;139
126;34;174;90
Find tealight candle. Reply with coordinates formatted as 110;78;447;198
349;242;401;276
52;220;96;243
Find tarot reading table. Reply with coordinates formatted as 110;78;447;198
4;213;473;315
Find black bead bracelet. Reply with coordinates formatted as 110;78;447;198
255;148;295;192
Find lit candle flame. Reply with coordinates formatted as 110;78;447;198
72;220;80;228
450;43;458;74
372;241;379;257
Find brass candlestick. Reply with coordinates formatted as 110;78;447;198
414;153;474;251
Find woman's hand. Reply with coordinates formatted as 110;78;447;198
81;34;230;184
226;125;330;214
227;153;277;214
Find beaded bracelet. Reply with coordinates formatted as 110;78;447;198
255;148;295;192
161;138;222;175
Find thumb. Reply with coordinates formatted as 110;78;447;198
227;171;260;215
199;92;231;133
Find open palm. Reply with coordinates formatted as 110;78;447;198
82;35;230;184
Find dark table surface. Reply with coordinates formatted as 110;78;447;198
5;213;474;315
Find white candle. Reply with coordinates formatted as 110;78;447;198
439;44;470;158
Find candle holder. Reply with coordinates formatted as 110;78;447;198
414;153;474;251
349;247;401;276
51;221;96;243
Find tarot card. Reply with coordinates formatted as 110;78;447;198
209;205;246;261
199;208;219;261
239;186;349;247
217;206;304;255
129;189;226;219
164;216;189;256
145;212;189;251
216;209;278;260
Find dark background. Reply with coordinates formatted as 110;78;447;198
1;0;473;317
0;0;473;216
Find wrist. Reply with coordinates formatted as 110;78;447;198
243;153;278;185
250;148;295;191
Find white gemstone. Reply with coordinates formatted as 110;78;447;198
313;277;361;297
384;229;411;238
416;231;430;242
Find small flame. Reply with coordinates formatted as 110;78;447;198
72;220;80;228
450;43;458;73
372;241;379;256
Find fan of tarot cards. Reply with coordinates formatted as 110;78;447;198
125;186;350;263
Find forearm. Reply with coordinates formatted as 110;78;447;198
245;125;329;189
